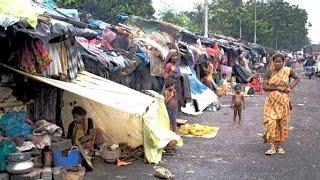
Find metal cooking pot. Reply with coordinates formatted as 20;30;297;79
6;160;34;174
6;152;31;162
101;149;121;163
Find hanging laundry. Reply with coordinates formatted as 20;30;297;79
45;43;63;77
206;42;223;62
17;39;52;75
65;37;84;80
31;39;52;71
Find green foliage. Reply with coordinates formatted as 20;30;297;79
159;4;205;34
66;0;155;24
161;0;310;51
62;0;309;51
159;10;191;30
55;0;76;5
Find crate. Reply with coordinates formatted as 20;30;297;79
0;173;9;180
9;168;41;180
41;167;52;180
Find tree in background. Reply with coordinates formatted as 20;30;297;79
64;0;155;24
263;0;310;51
160;10;191;29
162;0;310;51
58;0;309;51
184;4;205;34
159;9;205;34
55;0;76;5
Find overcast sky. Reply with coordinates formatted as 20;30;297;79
152;0;320;44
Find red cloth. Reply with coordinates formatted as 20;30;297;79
76;37;114;50
248;75;263;94
163;62;175;80
206;42;221;62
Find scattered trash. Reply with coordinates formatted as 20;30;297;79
153;166;174;179
186;170;195;174
257;133;263;137
116;159;132;167
297;104;305;106
212;158;227;163
289;127;294;130
176;119;188;125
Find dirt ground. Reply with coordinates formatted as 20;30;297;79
86;69;320;180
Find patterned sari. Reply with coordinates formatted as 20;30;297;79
263;66;291;143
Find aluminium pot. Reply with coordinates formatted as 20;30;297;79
6;160;34;174
6;152;31;162
101;148;121;163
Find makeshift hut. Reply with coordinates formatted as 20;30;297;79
0;1;182;179
77;16;222;114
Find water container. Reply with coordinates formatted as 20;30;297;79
53;148;82;167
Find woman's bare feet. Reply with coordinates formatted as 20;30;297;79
265;143;276;155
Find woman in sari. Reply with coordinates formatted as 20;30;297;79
67;106;105;150
262;53;300;155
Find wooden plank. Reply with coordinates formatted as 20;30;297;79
0;101;24;108
76;140;93;170
40;14;88;28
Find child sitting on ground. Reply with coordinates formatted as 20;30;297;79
231;85;245;124
218;73;228;86
216;73;231;95
163;78;178;133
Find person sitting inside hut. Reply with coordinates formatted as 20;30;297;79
201;61;218;91
67;106;105;150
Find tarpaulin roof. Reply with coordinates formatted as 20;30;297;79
1;63;183;164
12;21;97;42
0;0;95;42
1;64;154;115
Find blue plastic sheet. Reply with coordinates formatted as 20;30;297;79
0;111;32;138
56;8;79;18
41;0;58;9
135;46;150;70
188;74;207;94
117;13;128;22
